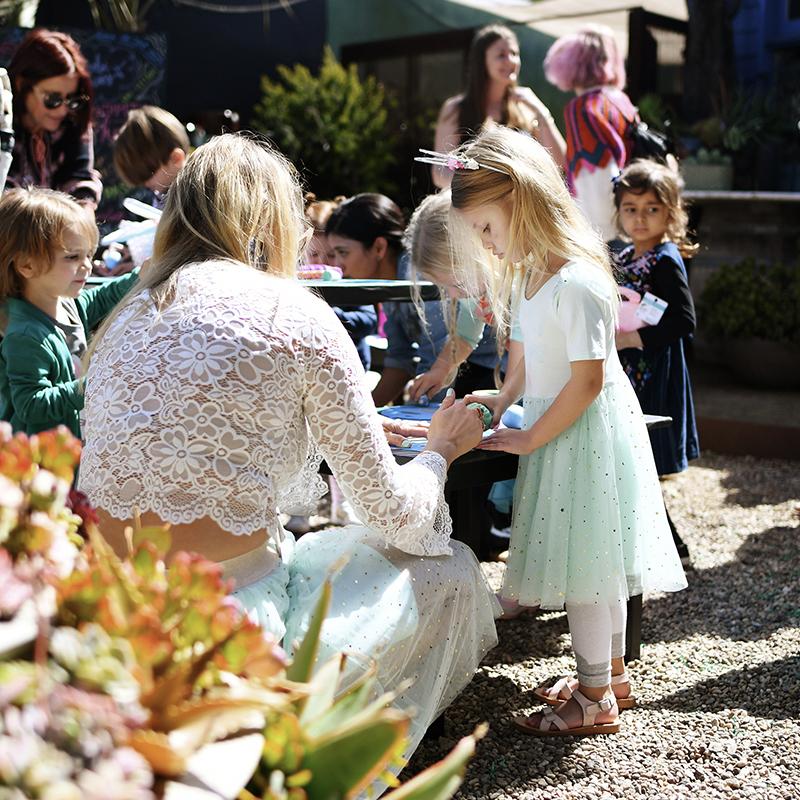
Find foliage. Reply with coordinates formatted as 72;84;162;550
86;0;158;32
689;89;789;156
252;47;398;199
698;259;800;345
0;426;483;800
682;147;732;167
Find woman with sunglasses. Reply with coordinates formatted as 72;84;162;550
5;29;102;211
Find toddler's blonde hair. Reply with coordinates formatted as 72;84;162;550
449;126;616;335
0;187;98;301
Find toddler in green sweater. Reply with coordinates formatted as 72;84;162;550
0;187;139;438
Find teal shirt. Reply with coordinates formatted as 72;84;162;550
0;272;139;438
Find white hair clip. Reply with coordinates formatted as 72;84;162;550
414;148;504;174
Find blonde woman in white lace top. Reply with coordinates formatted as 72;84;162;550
79;134;499;766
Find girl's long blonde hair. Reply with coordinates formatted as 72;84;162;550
405;190;504;388
405;191;461;365
89;133;307;361
449;126;616;335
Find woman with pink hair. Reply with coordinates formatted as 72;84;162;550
544;24;636;240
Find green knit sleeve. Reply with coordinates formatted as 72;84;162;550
2;333;83;430
77;269;140;331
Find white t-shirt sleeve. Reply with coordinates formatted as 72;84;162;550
553;271;611;362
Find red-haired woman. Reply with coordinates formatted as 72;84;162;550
544;24;637;240
6;29;102;210
432;24;565;189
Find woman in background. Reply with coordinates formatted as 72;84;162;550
432;23;565;189
544;24;637;240
6;29;102;210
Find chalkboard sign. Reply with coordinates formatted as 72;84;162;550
0;26;167;226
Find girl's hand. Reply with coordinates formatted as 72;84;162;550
477;427;534;456
409;363;456;402
426;390;483;465
380;417;429;447
463;392;511;427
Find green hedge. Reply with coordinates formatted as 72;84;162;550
698;259;800;345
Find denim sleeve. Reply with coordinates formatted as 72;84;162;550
383;302;417;375
333;305;378;339
414;301;449;374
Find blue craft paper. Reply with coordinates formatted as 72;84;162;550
378;404;440;422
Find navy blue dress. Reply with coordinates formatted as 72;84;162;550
616;241;700;475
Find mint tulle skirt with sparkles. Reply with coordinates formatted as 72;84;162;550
233;526;498;762
501;379;687;610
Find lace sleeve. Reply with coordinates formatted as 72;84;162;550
299;301;453;556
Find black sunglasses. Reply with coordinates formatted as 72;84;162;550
39;90;88;112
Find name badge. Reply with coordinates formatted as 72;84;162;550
635;292;668;325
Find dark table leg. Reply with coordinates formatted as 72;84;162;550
625;594;642;663
444;486;484;557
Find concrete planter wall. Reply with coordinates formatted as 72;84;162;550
681;162;734;191
723;338;800;389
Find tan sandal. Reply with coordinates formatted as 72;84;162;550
496;594;539;620
513;690;620;737
534;671;636;710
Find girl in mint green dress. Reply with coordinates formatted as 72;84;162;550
446;126;687;737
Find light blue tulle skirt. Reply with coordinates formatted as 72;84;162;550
232;526;499;760
501;379;687;609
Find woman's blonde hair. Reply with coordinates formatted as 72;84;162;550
89;133;307;359
0;187;98;301
613;160;698;258
449;126;616;334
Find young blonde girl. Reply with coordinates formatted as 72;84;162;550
448;127;687;736
405;190;501;400
0;188;138;439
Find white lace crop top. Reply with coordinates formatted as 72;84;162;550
80;261;453;556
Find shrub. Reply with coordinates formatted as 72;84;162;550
698;259;800;345
252;47;397;199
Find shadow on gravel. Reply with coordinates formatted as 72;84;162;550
707;453;800;508
641;654;800;720
411;669;583;792
481;611;570;667
642;523;800;645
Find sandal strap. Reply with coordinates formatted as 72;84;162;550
540;708;568;731
544;676;575;701
572;689;616;725
611;671;629;685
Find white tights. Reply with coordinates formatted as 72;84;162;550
564;598;627;688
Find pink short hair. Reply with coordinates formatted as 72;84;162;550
544;24;626;92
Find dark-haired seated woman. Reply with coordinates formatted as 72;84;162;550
6;29;102;210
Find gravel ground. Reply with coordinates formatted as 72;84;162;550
410;453;800;800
